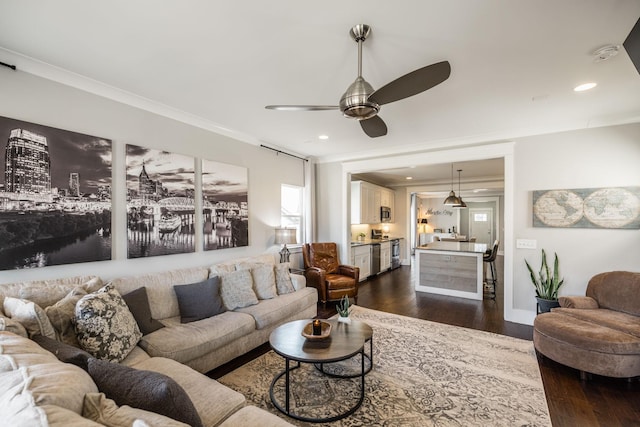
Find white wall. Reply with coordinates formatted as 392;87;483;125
0;70;304;284
315;124;639;325
512;124;640;313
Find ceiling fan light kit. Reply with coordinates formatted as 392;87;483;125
266;24;451;138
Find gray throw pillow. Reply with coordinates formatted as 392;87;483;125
173;277;225;323
32;334;92;371
87;358;203;427
122;287;165;335
275;262;295;294
220;269;259;310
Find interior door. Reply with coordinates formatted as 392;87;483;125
469;208;493;245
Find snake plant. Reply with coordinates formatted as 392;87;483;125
525;249;564;300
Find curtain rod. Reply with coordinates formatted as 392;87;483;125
260;144;308;162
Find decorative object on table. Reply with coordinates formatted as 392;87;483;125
301;320;331;340
443;163;462;205
357;232;366;241
525;249;565;313
274;227;297;263
533;186;640;229
336;295;351;323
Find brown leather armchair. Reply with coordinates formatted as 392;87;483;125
302;242;360;304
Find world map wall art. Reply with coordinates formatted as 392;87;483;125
533;186;640;229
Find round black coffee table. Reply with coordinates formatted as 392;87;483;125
269;318;373;423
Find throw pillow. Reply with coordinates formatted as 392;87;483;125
0;313;28;337
122;287;165;334
87;358;203;427
45;286;88;346
83;392;190;427
75;283;142;363
275;262;295;294
173;277;225;323
220;269;259;310
249;264;277;299
3;297;57;339
32;334;93;371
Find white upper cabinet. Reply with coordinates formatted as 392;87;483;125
351;181;395;224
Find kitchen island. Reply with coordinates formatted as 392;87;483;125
414;241;488;300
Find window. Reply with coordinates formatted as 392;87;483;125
474;213;488;222
281;184;304;244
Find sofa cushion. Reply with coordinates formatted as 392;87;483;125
75;284;142;362
0;276;102;309
236;287;318;329
3;297;57;339
131;356;246;427
87;358;203;427
173;277;225;323
83;392;190;427
275;262;295;294
219;405;295;427
551;307;640;339
140;311;255;364
0;332;98;418
44;286;87;346
0;314;28;337
110;267;210;320
586;271;640;316
558;295;599;309
220;269;259;310
32;335;93;371
249;264;278;299
122;287;165;334
534;311;640;355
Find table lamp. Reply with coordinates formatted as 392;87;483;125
274;227;297;263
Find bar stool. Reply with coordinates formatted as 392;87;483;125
483;240;499;299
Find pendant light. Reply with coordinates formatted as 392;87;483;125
454;169;467;208
443;163;461;205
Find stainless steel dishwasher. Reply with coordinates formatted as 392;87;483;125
370;243;381;275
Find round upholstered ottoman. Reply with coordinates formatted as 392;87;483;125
533;311;640;378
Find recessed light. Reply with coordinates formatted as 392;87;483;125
574;82;597;92
318;135;329;140
406;176;413;180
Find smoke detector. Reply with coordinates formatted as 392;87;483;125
592;45;620;62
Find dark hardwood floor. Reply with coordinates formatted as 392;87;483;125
210;258;640;426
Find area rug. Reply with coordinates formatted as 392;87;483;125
219;306;551;426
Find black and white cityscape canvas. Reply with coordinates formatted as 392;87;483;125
126;144;195;258
0;116;112;270
202;158;248;250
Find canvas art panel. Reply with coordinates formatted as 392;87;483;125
202;158;248;250
533;186;640;229
126;144;195;258
0;115;112;270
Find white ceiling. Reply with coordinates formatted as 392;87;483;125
1;1;639;183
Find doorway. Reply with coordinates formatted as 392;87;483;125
469;208;493;245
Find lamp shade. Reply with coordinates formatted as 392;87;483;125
274;227;297;245
443;191;461;205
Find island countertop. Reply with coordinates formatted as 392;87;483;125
417;241;488;254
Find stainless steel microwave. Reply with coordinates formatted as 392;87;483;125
380;206;391;222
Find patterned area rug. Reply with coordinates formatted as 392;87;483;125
219;306;551;426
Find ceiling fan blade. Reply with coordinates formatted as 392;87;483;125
265;105;339;111
369;61;451;106
360;115;388;138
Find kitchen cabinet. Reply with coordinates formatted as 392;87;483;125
351;244;371;281
351;181;394;224
380;241;391;271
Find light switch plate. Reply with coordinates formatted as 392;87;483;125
516;239;537;249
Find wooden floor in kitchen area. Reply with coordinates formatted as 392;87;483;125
210;256;640;427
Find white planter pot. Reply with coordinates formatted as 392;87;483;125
338;316;351;324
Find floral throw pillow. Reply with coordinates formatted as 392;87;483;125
75;283;142;363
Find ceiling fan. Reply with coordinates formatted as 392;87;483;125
265;24;451;138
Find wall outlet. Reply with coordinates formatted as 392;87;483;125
516;239;537;249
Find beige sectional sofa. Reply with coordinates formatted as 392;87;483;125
0;253;316;426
